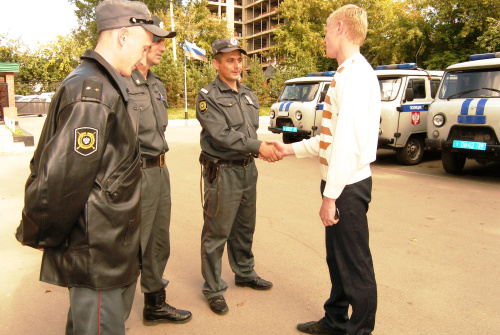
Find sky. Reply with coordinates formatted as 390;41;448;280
1;0;78;47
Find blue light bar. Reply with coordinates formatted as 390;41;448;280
376;63;417;70
469;52;500;61
307;71;335;77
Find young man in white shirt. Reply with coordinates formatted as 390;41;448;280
271;5;380;334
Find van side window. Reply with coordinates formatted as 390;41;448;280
408;79;426;99
430;79;440;98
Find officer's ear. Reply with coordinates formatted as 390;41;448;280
117;27;130;47
212;58;220;71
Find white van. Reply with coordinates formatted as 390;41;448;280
426;52;500;174
268;72;334;143
269;65;443;165
376;64;443;164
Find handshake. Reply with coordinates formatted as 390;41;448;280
258;140;295;162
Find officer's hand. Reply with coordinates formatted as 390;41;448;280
266;140;295;157
319;197;339;226
259;142;283;162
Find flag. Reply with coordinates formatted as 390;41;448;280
184;41;207;62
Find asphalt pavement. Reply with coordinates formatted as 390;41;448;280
0;116;499;334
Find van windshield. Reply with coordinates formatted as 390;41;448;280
378;77;402;101
438;70;500;99
279;83;320;102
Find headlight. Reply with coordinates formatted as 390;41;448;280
295;111;302;120
270;110;275;119
433;114;445;127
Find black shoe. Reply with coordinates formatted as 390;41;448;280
208;295;229;315
235;276;273;290
297;319;346;335
143;290;192;325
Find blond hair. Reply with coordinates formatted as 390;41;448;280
327;4;368;45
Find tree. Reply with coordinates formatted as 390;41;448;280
242;56;269;103
422;0;500;69
476;18;500;53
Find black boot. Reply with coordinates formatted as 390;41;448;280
143;289;192;325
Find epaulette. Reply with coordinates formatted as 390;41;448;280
200;84;212;95
81;79;103;102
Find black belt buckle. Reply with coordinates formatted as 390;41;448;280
159;153;165;167
243;156;252;167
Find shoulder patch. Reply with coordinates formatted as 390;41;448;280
82;79;103;101
74;127;98;156
201;88;209;94
199;100;207;114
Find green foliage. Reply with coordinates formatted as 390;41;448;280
3;0;500;109
242;56;268;103
476;18;500;52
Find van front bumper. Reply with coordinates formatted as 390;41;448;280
426;138;500;154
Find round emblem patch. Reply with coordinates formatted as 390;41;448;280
199;100;207;113
230;37;238;46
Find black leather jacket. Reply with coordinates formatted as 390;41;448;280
16;50;142;290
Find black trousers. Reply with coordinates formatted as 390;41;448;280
321;178;377;335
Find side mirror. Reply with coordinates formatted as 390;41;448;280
320;90;327;103
405;88;414;102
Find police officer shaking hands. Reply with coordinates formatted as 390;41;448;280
196;38;282;315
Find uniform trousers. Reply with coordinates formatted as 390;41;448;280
321;177;377;335
201;161;259;299
140;165;171;293
65;280;137;335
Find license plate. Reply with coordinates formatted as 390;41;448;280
283;126;297;133
452;140;487;151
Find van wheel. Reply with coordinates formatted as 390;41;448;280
283;133;300;144
442;149;466;175
396;136;424;165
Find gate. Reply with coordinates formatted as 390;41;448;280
0;83;8;119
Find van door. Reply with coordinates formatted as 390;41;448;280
396;77;429;146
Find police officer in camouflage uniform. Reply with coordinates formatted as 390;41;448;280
125;15;192;325
196;38;282;315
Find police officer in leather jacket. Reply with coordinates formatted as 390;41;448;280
14;1;166;334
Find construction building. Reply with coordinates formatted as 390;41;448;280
206;0;281;67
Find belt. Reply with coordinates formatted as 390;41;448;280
142;153;166;168
218;156;254;167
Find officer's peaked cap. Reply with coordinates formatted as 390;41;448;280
96;0;169;39
212;38;247;56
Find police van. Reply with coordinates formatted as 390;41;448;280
268;72;334;143
426;52;500;174
268;65;443;165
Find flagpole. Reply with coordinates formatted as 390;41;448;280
170;0;176;61
184;52;188;120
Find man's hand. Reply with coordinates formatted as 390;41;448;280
258;142;283;162
266;140;295;157
319;196;339;226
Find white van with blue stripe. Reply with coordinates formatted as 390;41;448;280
269;66;443;165
426;52;500;174
268;72;334;143
376;63;443;165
